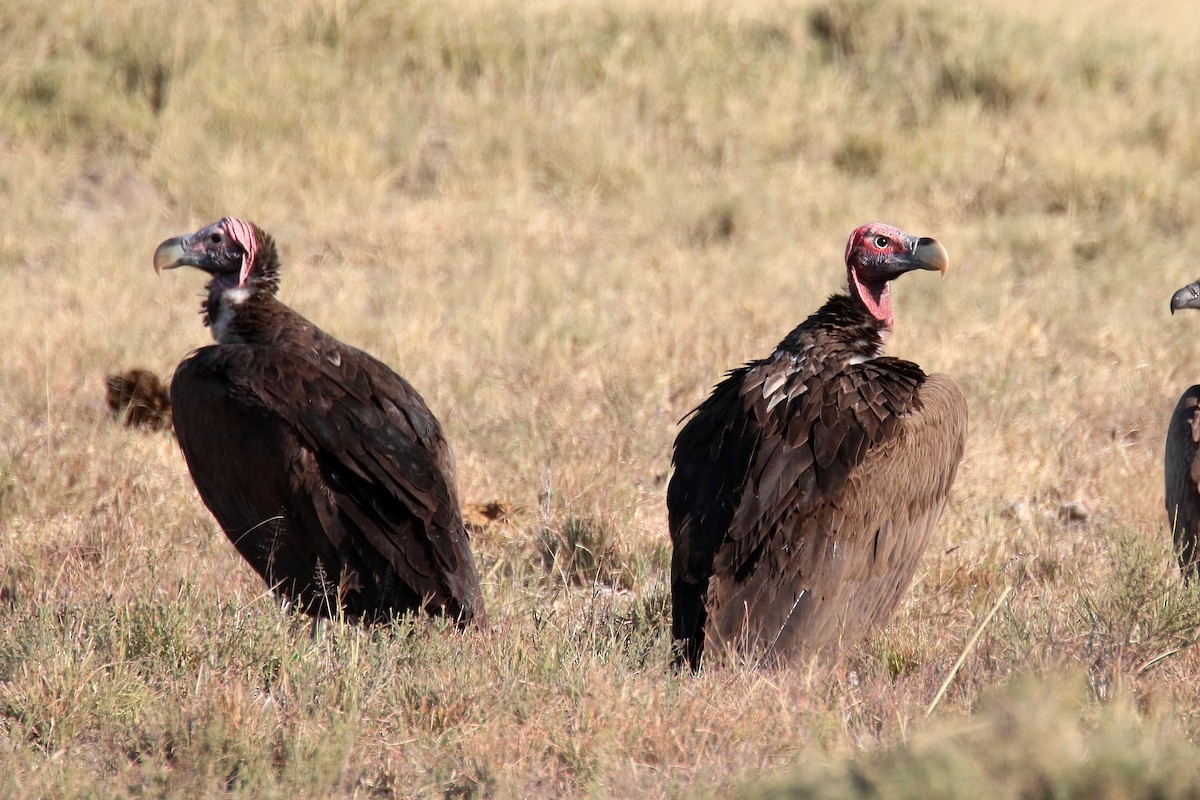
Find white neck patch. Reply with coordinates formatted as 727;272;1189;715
846;337;885;365
225;287;251;305
211;287;252;344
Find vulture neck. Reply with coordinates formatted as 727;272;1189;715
203;239;284;344
205;283;301;346
848;274;895;338
780;293;889;363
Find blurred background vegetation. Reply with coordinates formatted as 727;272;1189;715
5;0;1200;796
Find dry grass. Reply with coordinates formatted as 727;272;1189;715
4;0;1200;796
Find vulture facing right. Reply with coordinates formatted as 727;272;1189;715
155;218;486;627
1166;279;1200;577
668;223;967;669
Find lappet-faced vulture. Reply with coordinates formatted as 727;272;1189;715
668;223;967;669
154;218;486;626
1165;280;1200;577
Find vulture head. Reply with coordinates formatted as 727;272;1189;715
1170;280;1200;314
154;217;281;296
844;222;949;330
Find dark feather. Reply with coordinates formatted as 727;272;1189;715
163;221;485;626
1166;386;1200;577
669;293;966;669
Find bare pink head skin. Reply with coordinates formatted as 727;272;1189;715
153;217;280;296
844;222;949;340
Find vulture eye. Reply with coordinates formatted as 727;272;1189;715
873;235;890;249
210;233;223;244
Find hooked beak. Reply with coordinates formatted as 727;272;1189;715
909;236;950;276
1171;281;1200;314
152;235;216;275
153;236;192;274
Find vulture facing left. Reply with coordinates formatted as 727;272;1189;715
669;223;967;669
1166;279;1200;578
155;217;486;626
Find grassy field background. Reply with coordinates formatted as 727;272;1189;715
5;0;1200;796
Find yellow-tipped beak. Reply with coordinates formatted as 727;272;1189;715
153;237;186;274
912;238;950;276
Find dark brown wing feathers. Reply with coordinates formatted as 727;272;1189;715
172;320;485;625
669;294;966;668
1165;386;1200;576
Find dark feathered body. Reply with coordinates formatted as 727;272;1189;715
158;219;485;626
1164;280;1200;580
172;294;485;624
669;294;966;668
1165;386;1200;577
